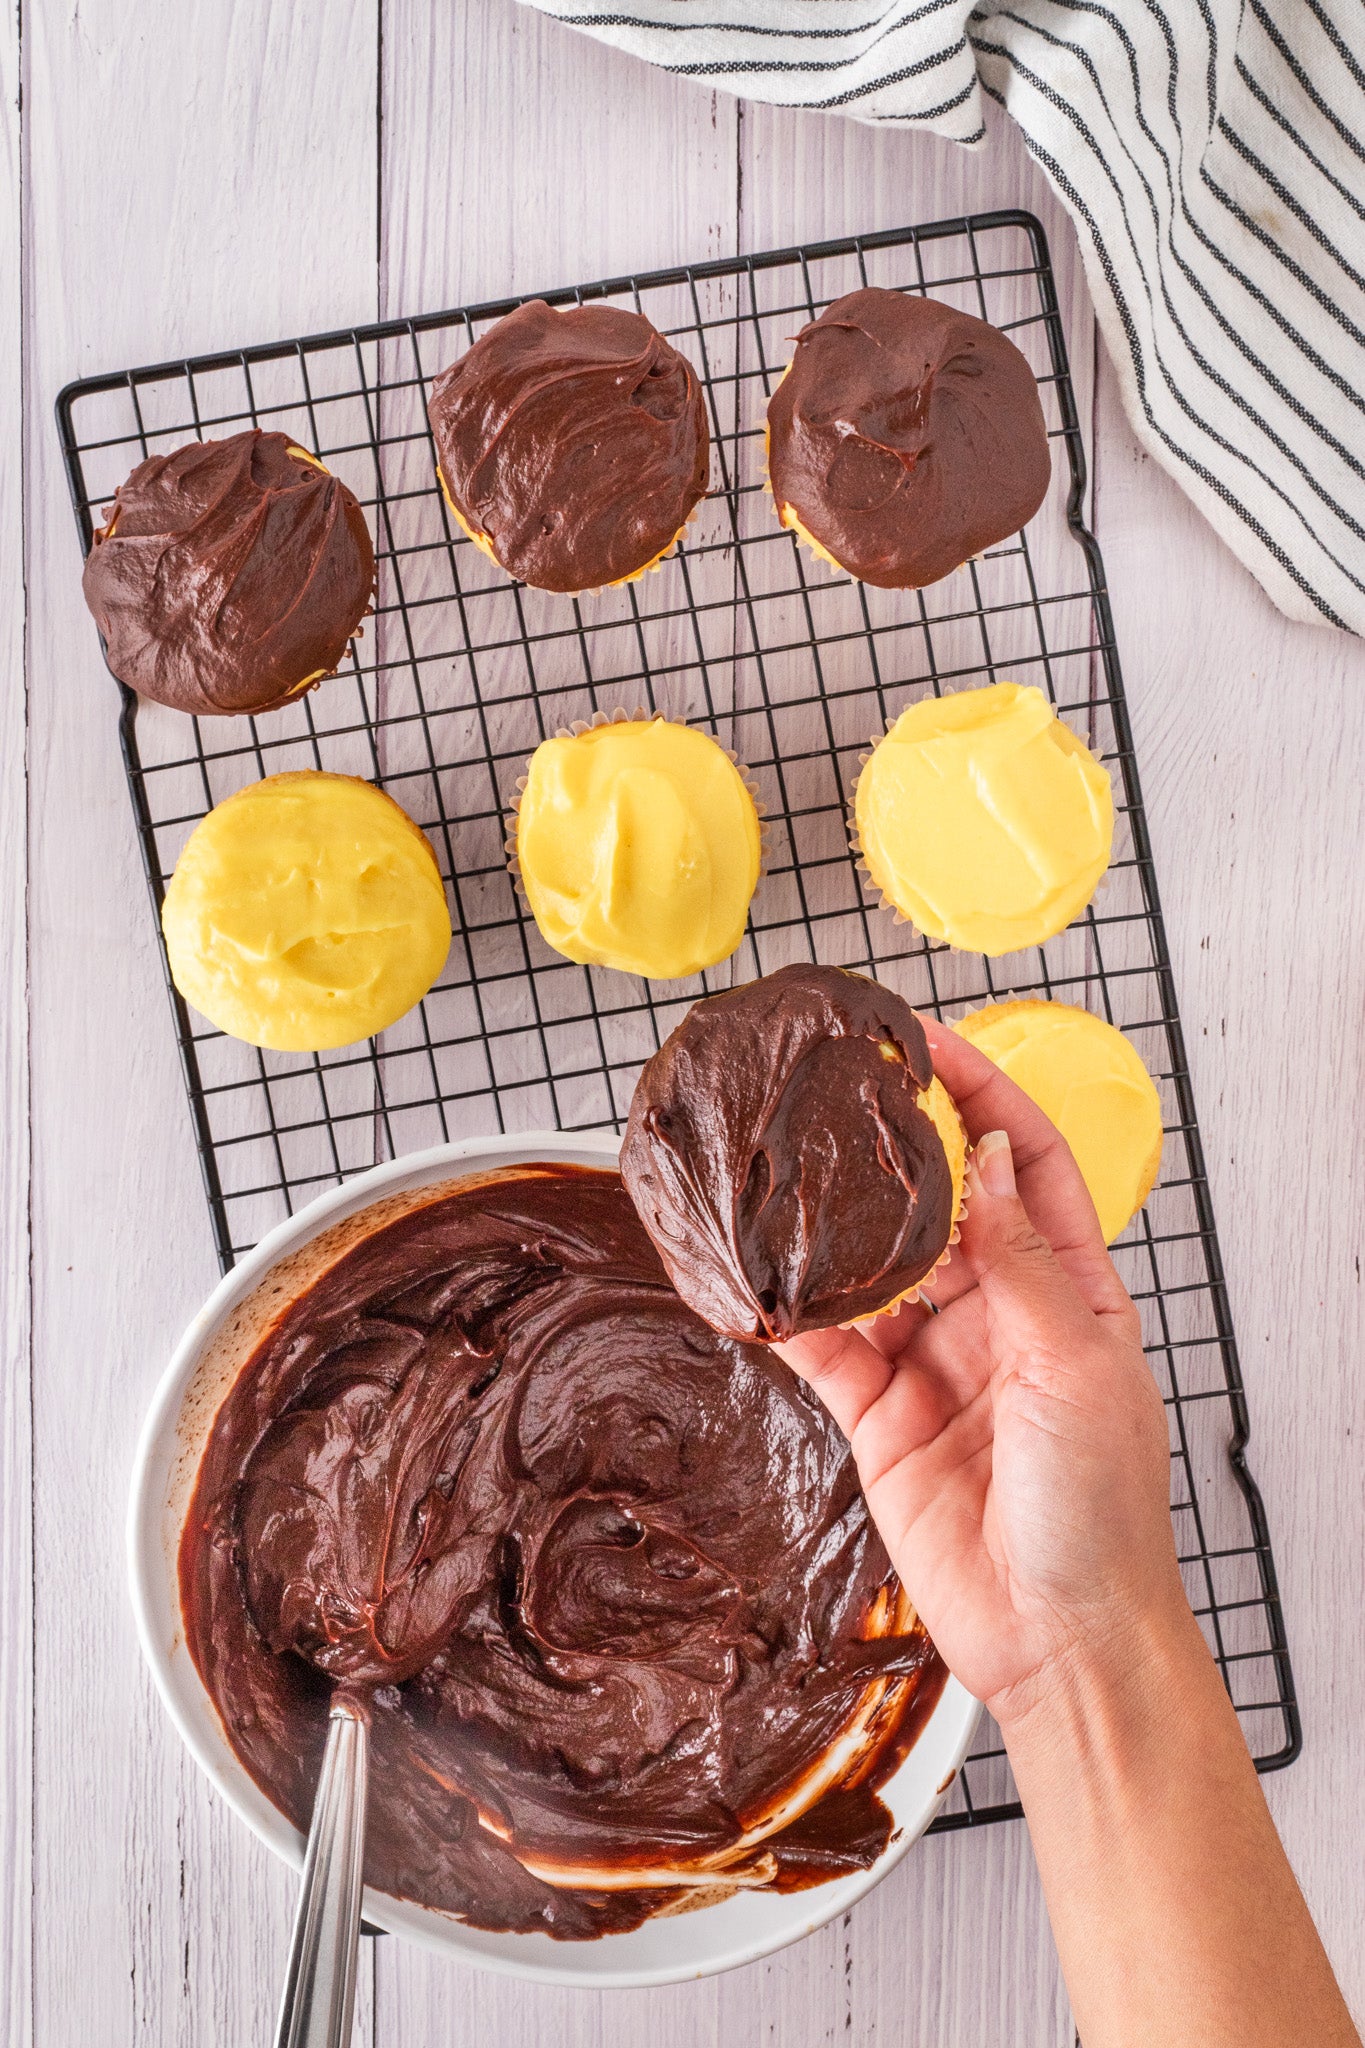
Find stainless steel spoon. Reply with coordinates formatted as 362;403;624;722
273;1699;370;2048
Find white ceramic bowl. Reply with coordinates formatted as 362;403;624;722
128;1130;980;1988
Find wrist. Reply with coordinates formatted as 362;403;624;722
988;1580;1212;1762
986;1591;1356;2048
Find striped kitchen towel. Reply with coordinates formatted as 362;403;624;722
518;0;1365;637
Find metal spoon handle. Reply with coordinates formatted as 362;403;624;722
273;1700;369;2048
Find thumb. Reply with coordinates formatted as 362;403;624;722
961;1130;1098;1344
966;1129;1138;1335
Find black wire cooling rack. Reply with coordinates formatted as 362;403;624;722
58;210;1299;1829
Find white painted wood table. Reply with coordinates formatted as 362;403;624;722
6;4;1364;2042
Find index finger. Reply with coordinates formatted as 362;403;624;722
920;1013;1128;1315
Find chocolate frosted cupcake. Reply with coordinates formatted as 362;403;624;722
428;299;710;592
81;430;375;717
621;963;965;1342
766;287;1050;589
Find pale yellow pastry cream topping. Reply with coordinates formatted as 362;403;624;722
515;718;761;981
162;771;451;1052
854;682;1113;955
955;999;1163;1242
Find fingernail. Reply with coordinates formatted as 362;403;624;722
974;1129;1016;1198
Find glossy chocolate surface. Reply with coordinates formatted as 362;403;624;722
181;1166;941;1938
81;430;374;716
766;287;1050;589
428;299;709;592
621;965;954;1341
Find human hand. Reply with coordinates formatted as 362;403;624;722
775;1017;1185;1730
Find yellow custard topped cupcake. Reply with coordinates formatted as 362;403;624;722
955;999;1163;1242
514;716;760;981
162;771;451;1051
854;682;1113;956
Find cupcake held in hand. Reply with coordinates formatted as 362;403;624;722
512;714;761;981
81;430;375;716
162;771;451;1052
854;681;1113;956
766;287;1050;589
428;299;710;593
621;962;966;1341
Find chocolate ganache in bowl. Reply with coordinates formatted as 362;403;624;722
135;1134;976;1981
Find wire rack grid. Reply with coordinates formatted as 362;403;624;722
58;209;1298;1831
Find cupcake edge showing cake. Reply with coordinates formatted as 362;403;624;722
766;287;1050;590
162;770;451;1052
853;682;1114;957
512;714;761;981
81;430;375;716
954;999;1163;1242
428;298;710;593
621;962;961;1341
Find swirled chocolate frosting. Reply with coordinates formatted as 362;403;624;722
766;288;1050;589
621;965;954;1341
81;430;375;716
427;299;710;592
180;1166;942;1939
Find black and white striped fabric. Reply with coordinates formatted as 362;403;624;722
519;0;1365;636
